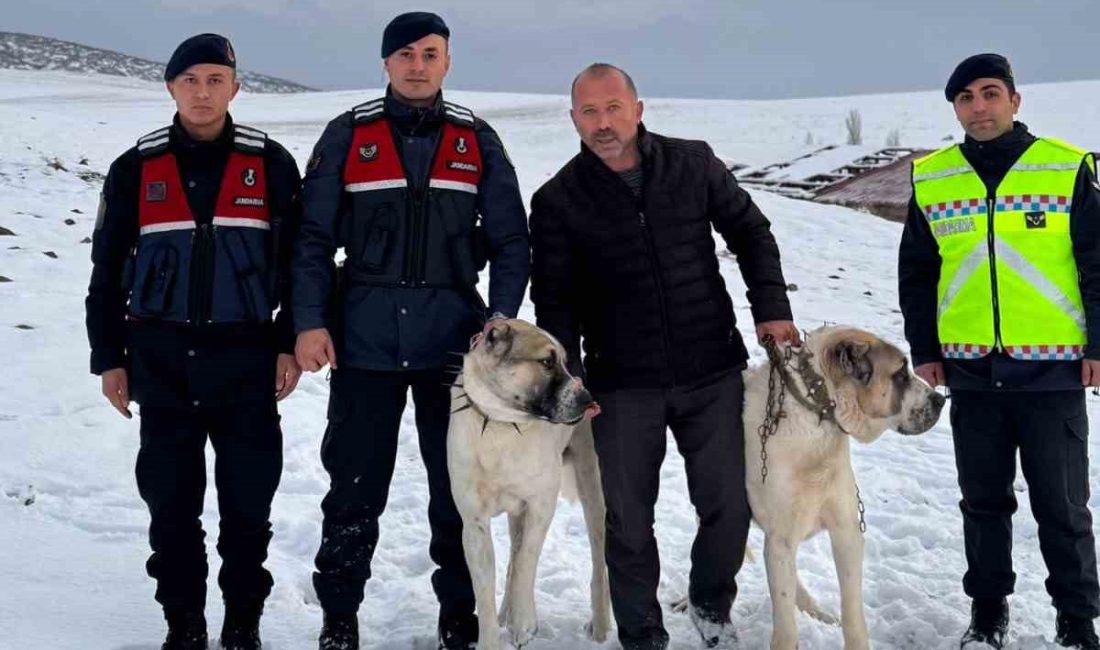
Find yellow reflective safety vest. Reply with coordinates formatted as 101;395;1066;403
911;138;1094;361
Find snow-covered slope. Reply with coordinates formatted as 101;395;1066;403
2;70;1100;649
0;32;313;94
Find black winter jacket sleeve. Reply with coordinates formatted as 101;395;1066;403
897;187;943;367
1071;156;1100;360
473;120;530;319
703;144;793;324
529;187;583;376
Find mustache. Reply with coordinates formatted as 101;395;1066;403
594;129;618;140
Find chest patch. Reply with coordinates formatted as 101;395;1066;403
145;181;167;202
1025;211;1047;229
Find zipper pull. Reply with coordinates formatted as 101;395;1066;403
639;211;647;226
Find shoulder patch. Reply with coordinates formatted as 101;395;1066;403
233;124;267;153
136;126;171;157
352;98;385;124
442;101;476;128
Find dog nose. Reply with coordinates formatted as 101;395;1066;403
930;391;946;409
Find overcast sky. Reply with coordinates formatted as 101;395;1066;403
8;0;1100;99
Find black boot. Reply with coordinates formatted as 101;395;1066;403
220;604;262;650
688;603;738;649
1056;612;1100;650
959;598;1008;649
438;613;478;650
319;612;359;650
162;611;208;650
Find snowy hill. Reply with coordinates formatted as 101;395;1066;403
0;32;314;94
2;70;1100;649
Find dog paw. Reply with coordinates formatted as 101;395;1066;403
507;616;539;648
584;618;610;643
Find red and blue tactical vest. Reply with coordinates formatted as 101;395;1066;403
127;124;273;323
340;98;485;288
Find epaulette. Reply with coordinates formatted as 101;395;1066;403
136;126;171;158
442;101;476;128
233;124;267;154
351;98;385;124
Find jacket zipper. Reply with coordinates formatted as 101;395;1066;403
189;222;214;324
985;196;1004;352
638;210;675;381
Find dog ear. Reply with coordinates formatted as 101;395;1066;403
836;340;873;385
485;323;513;356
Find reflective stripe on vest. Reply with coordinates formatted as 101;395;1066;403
139;151;270;233
911;138;1092;361
342;119;482;195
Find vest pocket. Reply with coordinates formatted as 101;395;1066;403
136;244;179;316
222;228;270;321
355;205;394;272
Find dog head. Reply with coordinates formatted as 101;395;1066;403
810;326;945;443
462;319;594;425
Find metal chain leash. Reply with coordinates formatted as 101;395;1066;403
854;481;867;534
758;336;789;483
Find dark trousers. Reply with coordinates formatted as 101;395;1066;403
591;369;749;648
312;367;474;624
136;401;283;618
952;389;1099;618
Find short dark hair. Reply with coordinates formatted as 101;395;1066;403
571;63;638;102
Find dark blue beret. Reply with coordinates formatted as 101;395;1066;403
164;33;237;82
381;12;449;59
945;53;1014;102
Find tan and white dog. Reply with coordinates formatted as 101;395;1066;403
447;319;612;650
743;326;945;650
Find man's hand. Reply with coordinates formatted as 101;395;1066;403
101;367;132;419
915;362;945;388
756;320;802;347
296;328;337;373
1082;359;1100;387
276;353;302;400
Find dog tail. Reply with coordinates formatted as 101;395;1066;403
796;577;840;626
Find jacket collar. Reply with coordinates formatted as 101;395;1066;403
384;85;444;134
171;113;234;151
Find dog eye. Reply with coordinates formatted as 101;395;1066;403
541;357;554;369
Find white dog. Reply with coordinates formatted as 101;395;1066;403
742;326;944;649
447;319;612;650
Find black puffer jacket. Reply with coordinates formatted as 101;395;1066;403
530;125;792;391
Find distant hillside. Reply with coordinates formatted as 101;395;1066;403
0;31;314;94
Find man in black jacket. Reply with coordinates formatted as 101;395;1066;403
84;34;301;650
292;12;529;650
899;53;1100;650
530;63;798;650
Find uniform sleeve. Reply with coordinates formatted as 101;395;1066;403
897;186;943;366
292;115;352;333
530;187;584;377
265;140;303;354
475;120;530;318
704;143;793;324
85;150;140;375
1071;155;1100;360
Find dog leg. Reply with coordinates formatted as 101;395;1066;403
462;516;502;650
504;496;555;648
764;533;801;650
499;509;526;628
828;520;869;650
569;423;612;642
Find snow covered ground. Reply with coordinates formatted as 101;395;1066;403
2;69;1100;649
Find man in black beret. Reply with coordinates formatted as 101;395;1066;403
293;11;529;650
86;33;302;650
900;53;1100;649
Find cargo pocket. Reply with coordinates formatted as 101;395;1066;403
1065;413;1090;507
444;214;480;286
223;229;269;321
137;244;179;316
356;206;393;272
